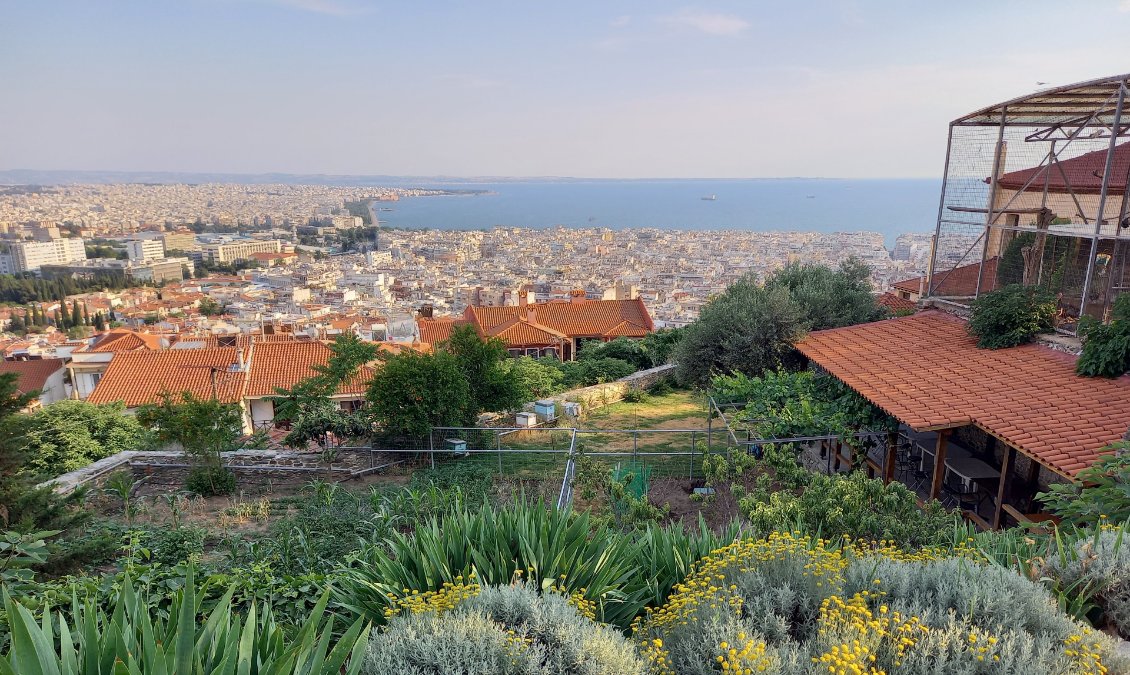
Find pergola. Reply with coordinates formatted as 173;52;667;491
929;74;1130;328
796;311;1130;529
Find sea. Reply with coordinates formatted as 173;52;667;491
372;179;942;247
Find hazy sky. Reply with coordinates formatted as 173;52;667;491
3;1;1130;178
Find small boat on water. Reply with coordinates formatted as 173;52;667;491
379;207;394;212
701;194;717;201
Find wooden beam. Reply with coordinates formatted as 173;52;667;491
992;446;1017;529
883;431;897;484
929;429;950;500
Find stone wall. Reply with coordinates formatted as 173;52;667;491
479;363;676;427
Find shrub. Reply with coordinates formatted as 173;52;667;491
968;284;1056;349
8;400;146;476
337;501;651;629
506;356;565;400
1076;293;1130;377
633;532;1127;675
1041;527;1130;638
144;525;207;566
186;464;236;496
0;566;369;674
740;470;956;548
363;584;647;674
578;336;653;370
1038;442;1130;524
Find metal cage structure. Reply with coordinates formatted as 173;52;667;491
927;74;1130;331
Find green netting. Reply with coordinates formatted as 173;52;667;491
611;461;650;499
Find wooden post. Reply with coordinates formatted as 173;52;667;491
992;446;1016;529
884;431;898;484
929;429;950;500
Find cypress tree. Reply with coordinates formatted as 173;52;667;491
59;302;70;329
93;312;105;331
82;303;90;325
72;300;82;328
52;309;60;327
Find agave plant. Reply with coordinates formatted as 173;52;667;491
0;565;369;674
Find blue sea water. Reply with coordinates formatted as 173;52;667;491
374;179;941;246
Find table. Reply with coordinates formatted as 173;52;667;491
944;456;1000;492
918;443;971;472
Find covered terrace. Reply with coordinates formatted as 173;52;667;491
796;310;1130;529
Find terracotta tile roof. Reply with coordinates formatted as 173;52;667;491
464;298;653;344
0;358;64;395
996;142;1130;195
797;310;1130;478
892;258;999;297
88;348;247;406
83;329;167;353
244;341;374;398
487;317;568;346
876;293;917;313
416;317;467;345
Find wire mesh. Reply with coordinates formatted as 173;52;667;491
931;84;1130;328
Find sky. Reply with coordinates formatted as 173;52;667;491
2;1;1130;179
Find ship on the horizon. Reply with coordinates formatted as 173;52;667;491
701;194;717;201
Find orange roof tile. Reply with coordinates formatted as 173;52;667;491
244;341;373;398
0;358;64;395
88;348;246;406
893;258;999;298
83;330;167;353
416;317;467;345
464;298;653;346
797;311;1130;478
877;293;917;312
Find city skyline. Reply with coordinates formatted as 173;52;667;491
4;1;1130;179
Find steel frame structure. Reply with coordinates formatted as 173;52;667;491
926;74;1130;327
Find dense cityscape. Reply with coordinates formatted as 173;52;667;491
0;182;936;357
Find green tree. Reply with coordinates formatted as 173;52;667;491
71;300;82;328
673;280;804;387
641;328;684;367
577;337;651;370
763;258;884;331
7;401;144;476
197;297;223;316
0;374;86;532
136;392;244;494
440;325;524;413
92;312;106;331
505;356;565;400
366;350;473;439
269;334;378;452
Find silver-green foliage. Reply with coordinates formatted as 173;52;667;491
1042;527;1130;638
362;584;646;675
650;552;1127;675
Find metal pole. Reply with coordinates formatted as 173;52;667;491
497;432;502;475
706;399;713;454
926;124;956;297
689;431;696;480
429;430;435;470
1080;82;1127;321
975;107;1009;298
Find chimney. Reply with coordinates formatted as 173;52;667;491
526;305;537;323
518;289;528;307
418;304;434;319
570;289;587;304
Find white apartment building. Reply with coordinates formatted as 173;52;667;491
0;238;87;273
199;239;282;265
126;238;164;262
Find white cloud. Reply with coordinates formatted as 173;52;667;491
658;9;749;36
1120;0;1130;11
609;15;631;28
